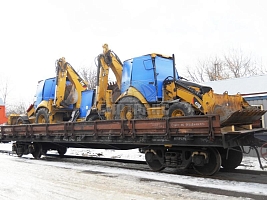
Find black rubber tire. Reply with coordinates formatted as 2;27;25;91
168;102;195;117
115;96;146;120
87;115;101;121
16;116;30;125
35;108;49;124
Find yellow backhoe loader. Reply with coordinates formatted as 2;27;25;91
86;44;265;127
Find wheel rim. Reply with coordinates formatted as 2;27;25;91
115;96;146;120
120;106;134;120
145;151;165;172
17;119;23;125
171;109;185;117
168;102;195;117
193;148;221;176
35;108;49;124
37;115;46;123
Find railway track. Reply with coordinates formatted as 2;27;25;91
1;150;267;199
2;149;267;181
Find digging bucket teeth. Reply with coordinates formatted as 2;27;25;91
203;90;267;127
220;108;267;127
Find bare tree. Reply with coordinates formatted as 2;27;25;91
224;49;258;78
78;67;97;90
187;56;229;82
5;101;28;116
0;76;10;104
186;49;264;82
186;60;206;83
205;56;230;81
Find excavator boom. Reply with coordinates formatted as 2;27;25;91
54;57;88;108
94;44;123;112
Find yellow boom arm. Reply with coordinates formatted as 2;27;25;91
54;57;88;109
95;44;123;111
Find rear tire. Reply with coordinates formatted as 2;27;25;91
86;115;101;121
115;96;146;120
16;116;30;125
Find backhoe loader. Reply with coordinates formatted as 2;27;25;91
86;44;265;127
8;58;93;124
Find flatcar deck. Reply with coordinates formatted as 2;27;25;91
1;115;266;149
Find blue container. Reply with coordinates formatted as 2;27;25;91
79;90;94;117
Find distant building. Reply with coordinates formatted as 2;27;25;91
203;75;267;157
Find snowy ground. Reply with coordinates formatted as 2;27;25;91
0;142;267;199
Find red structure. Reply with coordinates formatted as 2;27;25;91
0;99;7;124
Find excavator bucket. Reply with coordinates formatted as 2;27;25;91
203;90;266;127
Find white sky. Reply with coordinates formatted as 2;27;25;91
1;0;267;105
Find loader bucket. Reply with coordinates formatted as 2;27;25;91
219;108;266;127
203;90;266;127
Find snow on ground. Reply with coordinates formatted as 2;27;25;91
1;142;267;196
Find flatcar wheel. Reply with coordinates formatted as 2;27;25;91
16;146;24;157
58;147;67;156
16;153;23;157
260;143;267;161
220;146;243;169
193;148;221;176
145;151;165;172
32;143;42;159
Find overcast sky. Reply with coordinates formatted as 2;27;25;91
1;0;266;104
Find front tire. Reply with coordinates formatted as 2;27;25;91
35;108;49;124
168;102;195;117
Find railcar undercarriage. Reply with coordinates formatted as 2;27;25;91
1;115;267;175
